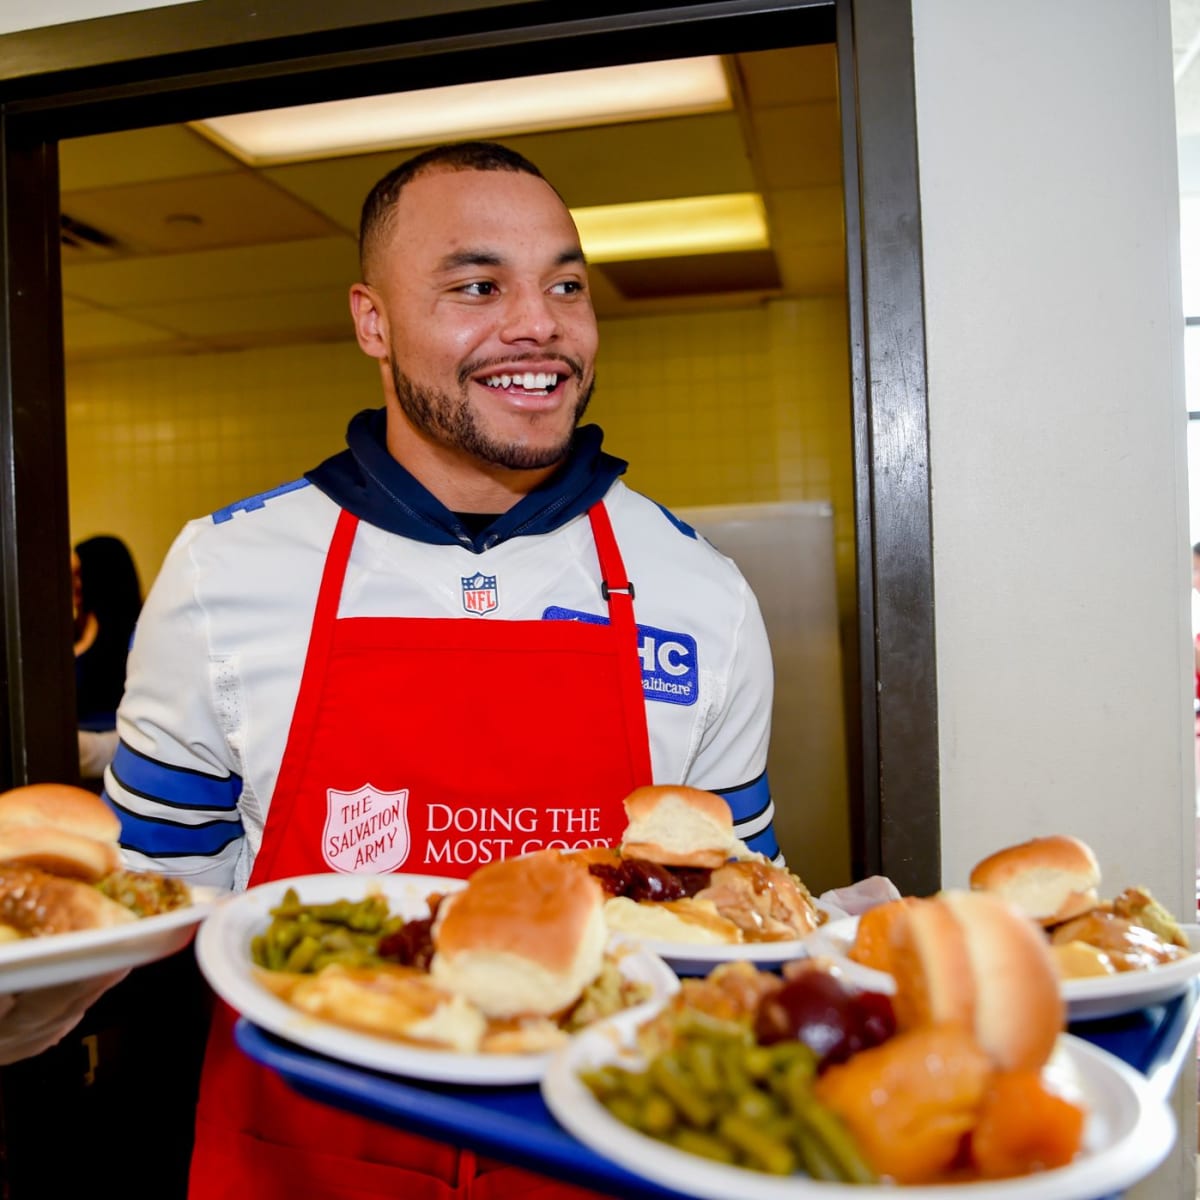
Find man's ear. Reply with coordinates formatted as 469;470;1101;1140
349;283;388;359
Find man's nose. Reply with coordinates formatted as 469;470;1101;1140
499;285;559;344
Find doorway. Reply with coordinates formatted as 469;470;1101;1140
0;0;936;888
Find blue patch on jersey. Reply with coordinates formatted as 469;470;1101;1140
653;502;698;539
543;606;698;706
211;478;310;524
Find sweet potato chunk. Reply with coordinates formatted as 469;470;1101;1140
969;1069;1085;1178
813;1023;991;1184
847;896;921;975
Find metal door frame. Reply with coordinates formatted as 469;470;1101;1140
0;0;938;893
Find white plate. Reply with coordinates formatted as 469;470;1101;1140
629;936;813;977
195;871;680;1086
803;917;1200;1021
617;900;842;977
0;885;224;992
542;1009;1175;1200
1059;924;1200;1020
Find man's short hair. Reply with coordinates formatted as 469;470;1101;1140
358;141;547;279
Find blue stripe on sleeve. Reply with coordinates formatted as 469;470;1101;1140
714;772;771;824
111;742;242;812
110;805;245;857
743;825;780;860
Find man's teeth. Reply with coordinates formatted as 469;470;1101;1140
483;372;559;391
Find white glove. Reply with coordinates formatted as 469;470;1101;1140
0;968;129;1065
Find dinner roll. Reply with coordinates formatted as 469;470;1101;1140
889;889;1064;1072
969;834;1100;925
619;785;752;870
430;850;607;1019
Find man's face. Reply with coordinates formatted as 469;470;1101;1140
359;168;599;473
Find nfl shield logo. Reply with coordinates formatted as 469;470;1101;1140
461;571;498;615
323;784;410;873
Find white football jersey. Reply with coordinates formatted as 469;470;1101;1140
106;477;776;891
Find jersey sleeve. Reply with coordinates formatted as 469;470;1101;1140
684;577;781;862
102;524;246;889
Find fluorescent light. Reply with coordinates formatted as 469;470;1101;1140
572;193;769;263
193;57;730;166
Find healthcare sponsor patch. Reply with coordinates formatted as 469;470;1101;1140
323;784;411;872
542;606;698;706
461;571;499;615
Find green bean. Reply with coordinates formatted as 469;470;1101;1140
283;935;323;972
795;1125;845;1182
790;1094;877;1184
579;1066;627;1100
734;1087;779;1125
716;1041;752;1096
671;1129;737;1164
741;1044;774;1081
681;1038;722;1094
606;1095;640;1130
649;1056;715;1129
251;890;406;973
637;1094;676;1136
580;1020;874;1184
717;1113;797;1176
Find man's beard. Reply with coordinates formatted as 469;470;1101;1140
389;359;594;471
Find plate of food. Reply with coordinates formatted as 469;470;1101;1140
810;835;1200;1021
0;783;222;991
570;786;828;975
195;852;679;1086
542;892;1175;1200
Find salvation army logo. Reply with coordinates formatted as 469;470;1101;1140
323;784;410;873
461;571;498;615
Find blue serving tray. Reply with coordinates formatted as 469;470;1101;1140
234;979;1200;1200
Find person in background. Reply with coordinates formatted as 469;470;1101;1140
19;141;779;1199
72;535;142;782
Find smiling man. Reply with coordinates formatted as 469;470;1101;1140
98;142;781;1200
354;159;598;491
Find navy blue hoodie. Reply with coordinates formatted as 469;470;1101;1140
306;407;628;553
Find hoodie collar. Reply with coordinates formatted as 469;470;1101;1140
305;407;627;551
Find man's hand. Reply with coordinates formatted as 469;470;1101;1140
0;969;129;1065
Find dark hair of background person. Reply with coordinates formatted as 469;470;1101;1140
74;534;143;728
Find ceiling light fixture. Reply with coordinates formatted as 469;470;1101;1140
573;193;770;263
192;57;731;166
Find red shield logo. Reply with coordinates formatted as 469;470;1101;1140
322;785;410;873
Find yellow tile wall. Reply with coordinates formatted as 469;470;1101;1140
66;301;855;619
66;344;377;585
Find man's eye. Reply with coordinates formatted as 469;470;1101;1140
460;281;497;297
550;280;585;295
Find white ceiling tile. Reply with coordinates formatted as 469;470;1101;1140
62;236;359;307
55;45;847;355
60;124;238;190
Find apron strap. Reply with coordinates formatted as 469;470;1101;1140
254;508;358;883
587;502;653;788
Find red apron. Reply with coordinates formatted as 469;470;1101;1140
189;502;652;1200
